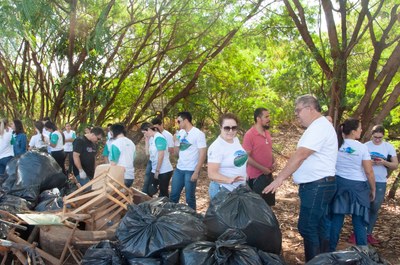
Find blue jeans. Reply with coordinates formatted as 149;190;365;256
298;177;337;262
367;182;386;234
170;168;197;210
209;181;222;200
141;160;152;195
0;156;13;176
330;214;367;250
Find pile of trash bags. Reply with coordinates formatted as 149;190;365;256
83;186;285;265
0;151;66;212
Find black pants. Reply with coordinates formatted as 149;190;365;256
51;150;66;175
151;171;173;197
247;173;275;206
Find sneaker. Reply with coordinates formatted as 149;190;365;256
367;234;380;245
348;233;356;244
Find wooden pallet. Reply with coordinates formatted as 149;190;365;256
62;165;132;231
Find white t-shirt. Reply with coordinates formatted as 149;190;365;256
0;129;14;159
293;116;338;184
63;130;76;152
29;133;49;149
110;137;136;180
49;131;64;152
207;136;247;191
365;141;397;183
176;127;207;171
336;139;371;181
161;129;174;150
149;132;173;174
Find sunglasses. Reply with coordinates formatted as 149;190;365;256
223;126;238;132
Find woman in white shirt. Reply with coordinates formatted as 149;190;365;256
0;118;14;176
207;113;248;199
44;121;66;175
329;118;375;251
29;121;49;152
140;122;173;197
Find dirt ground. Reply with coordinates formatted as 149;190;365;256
131;125;400;265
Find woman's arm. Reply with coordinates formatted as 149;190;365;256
207;162;245;184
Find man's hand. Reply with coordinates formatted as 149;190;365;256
79;170;87;179
154;171;159;180
191;172;199;182
262;177;284;194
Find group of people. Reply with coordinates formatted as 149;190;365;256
1;94;398;262
261;95;398;261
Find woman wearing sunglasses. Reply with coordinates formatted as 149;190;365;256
207;113;248;199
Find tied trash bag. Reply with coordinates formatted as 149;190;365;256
116;197;206;259
34;190;63;211
204;185;282;254
181;229;286;265
306;246;389;265
1;151;67;202
82;240;126;265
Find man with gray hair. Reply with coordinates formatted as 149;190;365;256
263;94;338;262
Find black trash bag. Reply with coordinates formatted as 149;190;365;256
81;240;126;265
160;249;180;265
0;193;33;213
214;229;263;265
140;197;203;219
181;241;216;265
126;258;160;265
204;185;282;254
1;151;67;202
306;246;388;265
34;190;63;211
258;250;287;265
116;198;206;259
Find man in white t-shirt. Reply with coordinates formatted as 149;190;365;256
364;125;398;244
263;94;338;262
170;111;207;210
109;124;136;188
63;123;76;174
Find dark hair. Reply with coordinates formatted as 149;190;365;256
371;125;385;135
34;121;45;142
111;124;126;137
337;118;360;148
177;111;192;123
44;121;65;144
140;122;156;132
44;121;57;131
42;117;51;122
253;108;268;123
295;94;322;113
151;117;162;126
13;119;25;134
91;126;105;137
107;123;113;127
219;113;239;127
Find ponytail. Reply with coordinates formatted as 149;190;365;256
337;118;360;149
337;124;344;149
